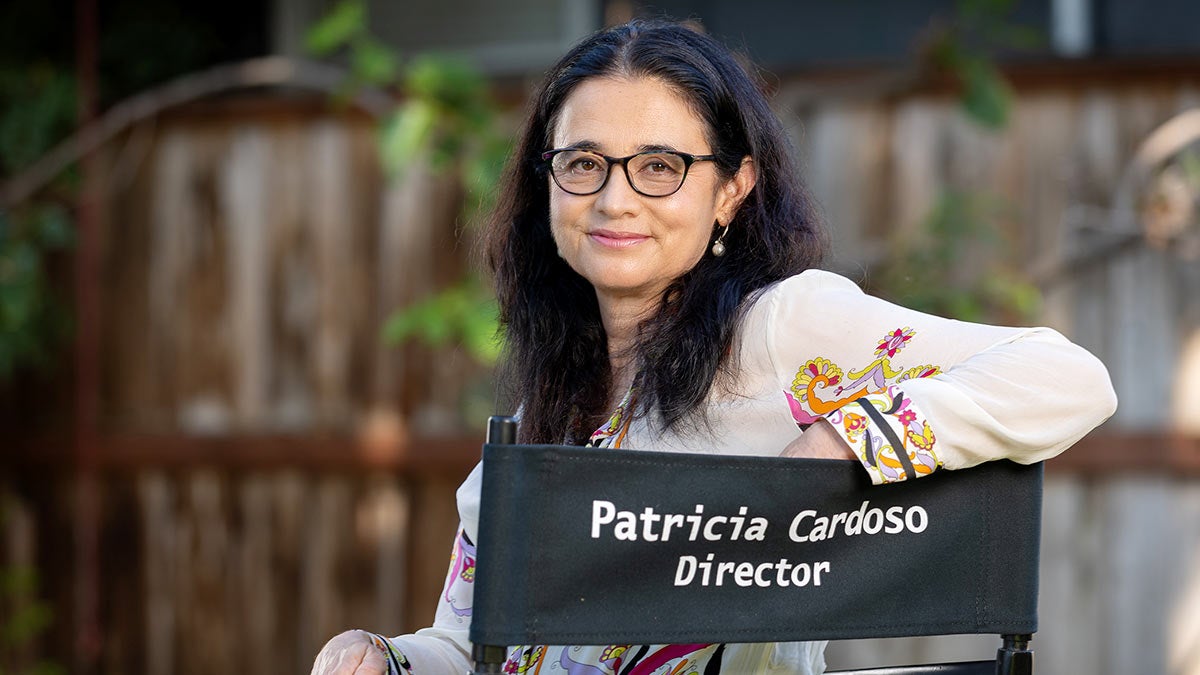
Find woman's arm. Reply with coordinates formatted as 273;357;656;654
311;525;476;675
313;460;487;675
386;526;477;671
764;270;1117;482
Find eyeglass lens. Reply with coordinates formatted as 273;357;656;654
550;150;689;196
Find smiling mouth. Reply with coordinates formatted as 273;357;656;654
589;230;649;248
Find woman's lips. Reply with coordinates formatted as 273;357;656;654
588;230;649;248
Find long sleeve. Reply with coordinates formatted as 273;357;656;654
762;270;1117;483
376;464;486;674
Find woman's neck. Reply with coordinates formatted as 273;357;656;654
597;291;655;401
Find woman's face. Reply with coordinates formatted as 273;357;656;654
548;76;754;307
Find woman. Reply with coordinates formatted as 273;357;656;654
313;18;1116;675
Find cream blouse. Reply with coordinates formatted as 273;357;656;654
371;269;1117;675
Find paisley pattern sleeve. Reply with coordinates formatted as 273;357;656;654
783;325;943;484
768;270;1116;483
438;528;477;620
824;384;940;484
365;632;415;675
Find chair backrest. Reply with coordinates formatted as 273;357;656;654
470;418;1041;674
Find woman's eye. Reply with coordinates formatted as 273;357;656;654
638;157;680;175
569;158;601;172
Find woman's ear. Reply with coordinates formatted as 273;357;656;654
717;156;757;223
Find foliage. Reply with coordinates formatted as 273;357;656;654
926;0;1042;130
0;1;271;384
0;65;77;381
305;0;398;88
0;207;74;378
0;69;76;176
0;501;62;675
874;191;1040;323
876;0;1043;323
382;279;502;366
307;0;506;367
0;569;62;675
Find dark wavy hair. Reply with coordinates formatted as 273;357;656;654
485;19;825;444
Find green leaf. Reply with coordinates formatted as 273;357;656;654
351;37;399;84
382;311;418;344
0;66;77;173
462;299;502;365
383;281;502;366
304;0;365;56
958;59;1011;130
33;205;73;248
384;293;445;346
993;24;1045;50
0;207;68;379
379;102;437;176
0;566;37;595
462;135;511;222
1;603;52;644
31;662;67;675
406;55;485;107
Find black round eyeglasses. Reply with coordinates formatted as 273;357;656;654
541;148;717;197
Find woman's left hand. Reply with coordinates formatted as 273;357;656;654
310;630;387;675
781;418;857;461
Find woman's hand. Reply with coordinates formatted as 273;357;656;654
781;418;857;461
311;630;387;675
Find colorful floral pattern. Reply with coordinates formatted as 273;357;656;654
504;645;547;674
825;385;939;483
876;327;914;357
589;386;638;447
368;632;415;675
444;529;476;617
503;643;718;675
785;327;943;484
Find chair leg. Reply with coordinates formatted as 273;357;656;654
473;644;507;673
996;634;1033;675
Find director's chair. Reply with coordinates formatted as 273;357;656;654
470;417;1039;675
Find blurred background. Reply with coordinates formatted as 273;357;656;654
1;0;1198;673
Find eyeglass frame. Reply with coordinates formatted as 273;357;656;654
540;147;719;197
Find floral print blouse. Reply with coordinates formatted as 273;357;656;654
366;269;1116;675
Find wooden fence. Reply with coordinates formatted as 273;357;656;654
4;67;1200;674
4;96;485;674
3;456;471;675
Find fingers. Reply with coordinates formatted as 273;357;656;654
782;418;856;460
311;630;387;675
353;641;387;675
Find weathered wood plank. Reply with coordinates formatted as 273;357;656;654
237;474;276;674
222;127;272;430
139;472;175;675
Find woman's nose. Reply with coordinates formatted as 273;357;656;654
593;164;641;217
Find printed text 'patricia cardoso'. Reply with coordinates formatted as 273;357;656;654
589;500;930;588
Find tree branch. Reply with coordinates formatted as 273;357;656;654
0;56;394;209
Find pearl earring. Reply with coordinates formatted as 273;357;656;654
711;222;729;257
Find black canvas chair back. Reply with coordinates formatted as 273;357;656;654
470;417;1040;674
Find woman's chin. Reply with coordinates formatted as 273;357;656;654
588;277;672;303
